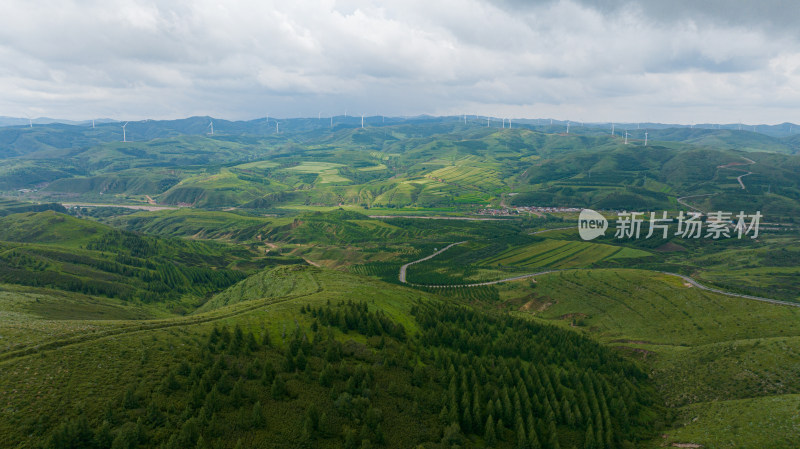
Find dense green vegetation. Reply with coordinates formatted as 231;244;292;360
508;269;800;449
0;211;288;312
0;267;661;449
3;117;799;220
1;117;799;448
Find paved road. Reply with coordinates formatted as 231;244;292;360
675;194;715;213
657;271;798;307
62;203;180;211
371;215;510;221
399;241;799;308
398;241;466;283
717;156;756;190
736;172;752;190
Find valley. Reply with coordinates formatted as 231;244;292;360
0;117;798;448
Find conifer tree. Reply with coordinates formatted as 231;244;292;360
484;415;497;446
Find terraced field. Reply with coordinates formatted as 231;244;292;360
284;161;350;184
482;239;650;269
426;164;503;190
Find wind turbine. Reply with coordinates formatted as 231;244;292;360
566;121;570;134
487;117;490;127
122;122;128;142
611;123;615;136
276;122;279;133
361;114;364;128
330;116;333;128
644;132;648;146
207;121;214;135
624;131;629;145
92;119;95;129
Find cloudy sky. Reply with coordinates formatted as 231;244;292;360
1;0;798;124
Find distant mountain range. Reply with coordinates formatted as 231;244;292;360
0;115;797;137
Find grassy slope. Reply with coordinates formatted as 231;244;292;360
0;266;658;448
498;269;800;448
0;211;278;313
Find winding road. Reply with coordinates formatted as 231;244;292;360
717;156;756;190
399;241;466;283
398;241;800;308
676;156;757;212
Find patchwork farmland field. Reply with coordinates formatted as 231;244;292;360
482;239;650;269
284;161;350;183
426;164;504;190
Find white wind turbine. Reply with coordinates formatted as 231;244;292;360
624;131;629;145
361;114;364;128
566;121;570;134
644;132;648;146
122;122;128;142
207;121;214;135
611;123;615;136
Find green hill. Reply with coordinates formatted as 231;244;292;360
0;266;661;449
493;268;800;449
0;212;270;309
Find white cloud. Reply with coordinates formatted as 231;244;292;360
0;0;797;124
